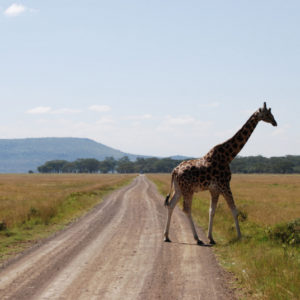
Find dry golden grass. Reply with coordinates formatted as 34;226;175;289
0;174;134;228
231;174;300;226
0;174;135;263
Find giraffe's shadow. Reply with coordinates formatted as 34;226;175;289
170;241;213;247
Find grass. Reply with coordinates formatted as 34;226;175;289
0;173;135;264
147;173;300;300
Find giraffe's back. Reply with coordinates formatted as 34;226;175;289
173;156;231;195
173;158;210;193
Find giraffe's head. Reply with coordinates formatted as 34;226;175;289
257;102;277;126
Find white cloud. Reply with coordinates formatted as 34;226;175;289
26;106;52;114
52;108;81;114
4;3;26;17
26;107;82;115
164;115;195;126
156;115;212;138
96;117;115;125
123;114;152;121
89;105;111;113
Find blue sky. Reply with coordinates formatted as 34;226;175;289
0;1;299;157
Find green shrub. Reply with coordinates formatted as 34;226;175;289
27;207;39;220
238;209;248;222
268;218;300;245
0;221;7;231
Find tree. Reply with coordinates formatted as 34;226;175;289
37;160;68;173
116;156;134;173
99;157;117;173
74;159;100;173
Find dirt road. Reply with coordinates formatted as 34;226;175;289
0;175;235;300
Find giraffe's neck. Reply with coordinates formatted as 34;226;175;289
219;111;260;163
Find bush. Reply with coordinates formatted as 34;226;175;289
0;221;7;231
268;218;300;245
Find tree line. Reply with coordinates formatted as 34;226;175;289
37;156;183;174
230;155;300;174
37;155;300;174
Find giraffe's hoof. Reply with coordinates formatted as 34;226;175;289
197;239;204;246
209;239;216;245
164;237;172;243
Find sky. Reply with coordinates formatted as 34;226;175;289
0;1;299;157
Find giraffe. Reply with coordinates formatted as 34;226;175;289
164;102;277;245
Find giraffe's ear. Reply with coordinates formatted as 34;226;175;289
269;108;271;112
259;108;262;112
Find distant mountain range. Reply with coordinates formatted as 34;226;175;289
0;137;188;173
0;138;143;173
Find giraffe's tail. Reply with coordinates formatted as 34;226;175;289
164;172;175;207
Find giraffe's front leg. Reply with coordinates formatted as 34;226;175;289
183;195;204;245
232;206;242;239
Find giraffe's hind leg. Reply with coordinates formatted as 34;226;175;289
222;187;242;240
164;188;181;242
183;194;204;245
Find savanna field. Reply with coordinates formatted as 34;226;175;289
0;173;299;300
148;174;300;300
0;174;135;263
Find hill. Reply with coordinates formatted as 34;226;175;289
0;137;142;173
